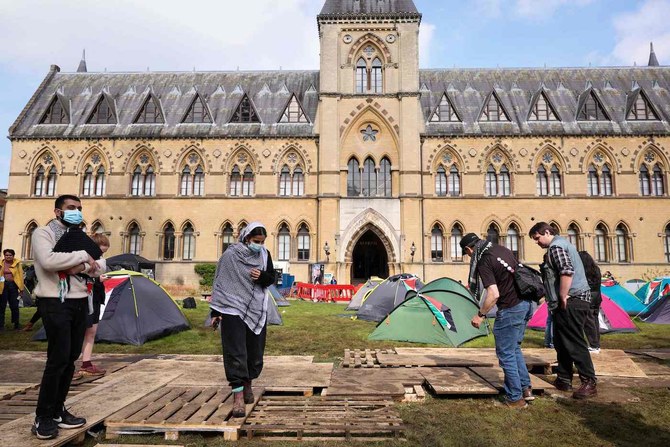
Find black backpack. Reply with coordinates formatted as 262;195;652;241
182;297;197;309
513;264;545;303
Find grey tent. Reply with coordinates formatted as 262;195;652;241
641;294;670;324
34;270;189;345
355;274;423;322
268;284;290;307
346;277;383;311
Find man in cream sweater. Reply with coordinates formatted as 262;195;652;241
31;195;105;440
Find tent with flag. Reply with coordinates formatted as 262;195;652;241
355;273;423;322
601;280;646;315
636;277;670;306
368;277;488;346
346;277;384;311
34;270;189;345
528;294;637;333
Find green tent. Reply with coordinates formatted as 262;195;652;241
368;277;488;346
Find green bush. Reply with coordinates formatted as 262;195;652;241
194;263;217;289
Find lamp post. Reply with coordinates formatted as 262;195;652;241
324;241;330;263
410;241;416;263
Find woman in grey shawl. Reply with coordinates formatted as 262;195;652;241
209;222;275;417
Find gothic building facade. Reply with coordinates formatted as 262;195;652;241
5;0;670;286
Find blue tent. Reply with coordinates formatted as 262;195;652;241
602;281;646;315
636;277;670;306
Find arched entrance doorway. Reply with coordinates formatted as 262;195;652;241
351;230;389;284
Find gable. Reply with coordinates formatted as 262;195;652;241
182;94;212;123
280;95;309;123
134;94;164;124
480;92;510;122
39;95;69;124
230;94;260;123
87;95;116;124
578;90;609;121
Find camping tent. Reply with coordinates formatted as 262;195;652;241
601;280;646;315
635;277;670;305
640;294;670;324
528;294;637;333
369;277;488;346
623;279;646;294
346;277;384;311
34;270;189;345
268;284;290;307
355;273;423;322
106;253;156;278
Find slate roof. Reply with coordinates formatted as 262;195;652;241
10;69;319;139
319;0;420;17
419;67;670;136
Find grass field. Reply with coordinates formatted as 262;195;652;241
1;300;669;447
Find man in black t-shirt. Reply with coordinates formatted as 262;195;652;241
461;233;534;409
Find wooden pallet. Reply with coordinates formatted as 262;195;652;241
242;395;404;441
342;349;396;368
105;385;262;441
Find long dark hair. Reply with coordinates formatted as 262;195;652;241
579;250;601;287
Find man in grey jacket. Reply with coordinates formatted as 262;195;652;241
529;222;597;399
31;195;105;439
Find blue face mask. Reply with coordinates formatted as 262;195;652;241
248;242;263;253
61;209;83;226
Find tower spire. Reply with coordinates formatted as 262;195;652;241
648;42;659;67
77;49;87;72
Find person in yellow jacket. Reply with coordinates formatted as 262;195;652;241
1;249;25;330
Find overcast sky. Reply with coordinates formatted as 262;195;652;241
1;0;668;189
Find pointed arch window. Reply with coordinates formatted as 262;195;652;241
355;58;367;94
506;224;520;259
529;92;558;121
499;165;511;196
587;165;599;196
34;166;45;196
578;91;608;121
431;225;444;262
182;223;196;261
293;167;305;196
615;224;629;263
431;94;459;122
379;158;391;197
242;166;255;196
480;93;510;121
652;164;664;196
278;224;290;261
131;166;142;196
94;166;106;196
280;95;308;123
91;222;105;235
127;223;141;255
436;166;447;196
44;166;57;196
230;166;242;196
447;165;460;196
487;224;500;244
180;165;204;196
183;95;212;123
537;165;549;196
371;58;383;93
627;91;659;121
640;165;651;196
362;157;377;197
450;224;464;262
134;95;164;124
22;222;38;260
297;224;310;261
567;223;581;250
180;166;192;196
354;50;384;94
485;165;497;196
600;164;613;196
130;164;155;197
146;166;156;196
231;95;260;123
162;223;175;260
40;97;69;124
87;96;116;124
221;223;234;254
279;165;291;196
82;166;94;196
193;166;204;196
347;158;361;196
550;165;561;195
665;224;670;263
594;224;608;262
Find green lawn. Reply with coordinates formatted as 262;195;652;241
2;300;670;447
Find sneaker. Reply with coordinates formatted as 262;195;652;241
523;387;536;402
80;364;106;376
32;416;59;439
588;347;601;354
504;398;528;409
54;407;86;429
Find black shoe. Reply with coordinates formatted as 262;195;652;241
32;416;59;439
54;407;86;429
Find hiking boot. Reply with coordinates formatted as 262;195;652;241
523;387;535;401
32;416;59;439
504;398;528;409
231;391;246;418
243;381;254;404
554;379;573;392
54;407;86;429
573;379;597;400
80;364;106;376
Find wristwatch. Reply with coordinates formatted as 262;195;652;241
477;311;487;318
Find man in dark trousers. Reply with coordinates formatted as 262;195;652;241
529;222;597;399
31;195;105;439
462;233;534;408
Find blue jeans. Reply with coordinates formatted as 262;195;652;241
493;300;532;402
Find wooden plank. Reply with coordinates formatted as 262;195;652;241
469;367;552;392
145;388;203;423
185;389;230;423
168;387;219;423
124;387;188;422
0;384;39;401
0;370;181;447
377;353;494;368
626;349;670;361
589;350;647;378
105;387;174;421
327;368;416;398
420;367;499;395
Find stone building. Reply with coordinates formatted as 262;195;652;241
4;0;670;286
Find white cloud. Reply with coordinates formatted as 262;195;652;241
419;21;436;67
611;0;670;66
472;0;503;18
0;0;323;73
514;0;595;20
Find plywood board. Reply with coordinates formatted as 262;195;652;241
390;348;552;369
469;367;552;391
0;370;181;447
376;353;494;368
626;349;670;361
327;368;418;398
589;350;647;378
420;368;498;395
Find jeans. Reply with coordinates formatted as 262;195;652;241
493;300;533;402
220;314;267;389
544;312;553;348
36;298;87;418
0;281;20;329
